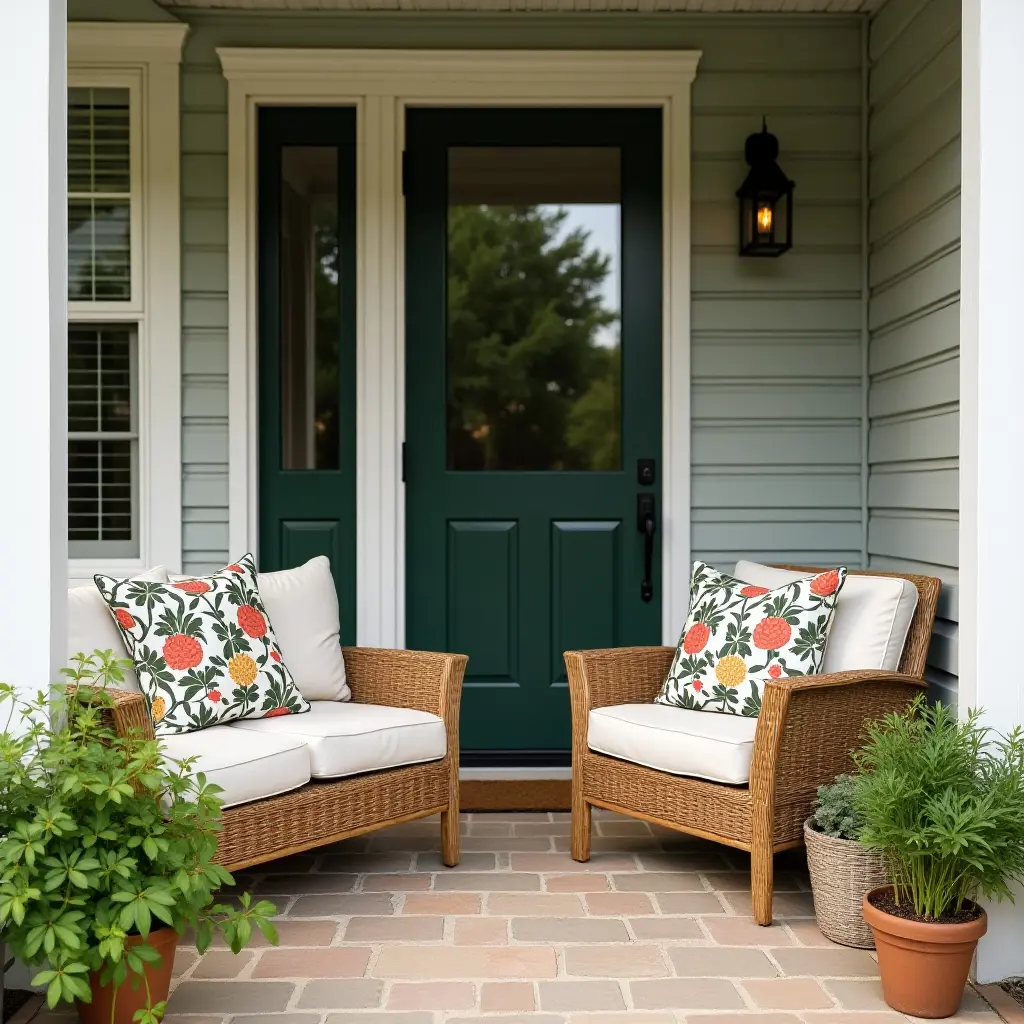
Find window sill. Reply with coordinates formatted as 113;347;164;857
68;558;147;589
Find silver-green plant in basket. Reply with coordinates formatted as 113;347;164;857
810;774;863;841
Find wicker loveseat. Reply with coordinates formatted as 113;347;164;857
565;565;940;926
91;647;466;871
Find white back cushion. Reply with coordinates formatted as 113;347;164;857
67;566;169;691
256;556;351;702
734;560;918;673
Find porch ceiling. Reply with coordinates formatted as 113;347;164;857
158;0;883;11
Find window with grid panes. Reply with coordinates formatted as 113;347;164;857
67;86;139;557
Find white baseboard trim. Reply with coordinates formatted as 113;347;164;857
460;767;572;781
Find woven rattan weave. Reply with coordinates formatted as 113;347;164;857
566;567;939;926
90;646;467;871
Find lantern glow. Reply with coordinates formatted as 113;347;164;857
736;119;794;257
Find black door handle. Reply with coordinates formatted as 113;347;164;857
637;492;656;603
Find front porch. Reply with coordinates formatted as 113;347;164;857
27;811;1006;1024
5;0;1024;1000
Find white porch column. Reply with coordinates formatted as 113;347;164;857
960;0;1024;985
0;2;67;699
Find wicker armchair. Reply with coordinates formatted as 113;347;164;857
565;567;940;926
93;647;466;872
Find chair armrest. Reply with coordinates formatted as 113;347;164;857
749;669;925;819
65;684;155;740
342;647;467;742
565;647;674;754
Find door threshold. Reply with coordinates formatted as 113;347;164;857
461;777;572;812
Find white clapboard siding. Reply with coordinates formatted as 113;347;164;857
868;0;960;703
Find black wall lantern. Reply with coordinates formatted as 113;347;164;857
736;119;794;257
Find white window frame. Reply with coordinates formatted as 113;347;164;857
67;23;188;584
67;71;142;313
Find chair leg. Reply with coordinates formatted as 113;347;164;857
571;794;592;862
441;803;460;867
751;839;774;925
441;755;460;867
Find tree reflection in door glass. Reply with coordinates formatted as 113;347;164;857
446;147;621;471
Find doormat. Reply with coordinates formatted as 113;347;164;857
461;779;571;812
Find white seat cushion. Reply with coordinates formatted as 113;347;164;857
734;560;919;674
161;725;311;809
67;566;169;692
589;704;758;785
229;701;447;780
256;557;351;702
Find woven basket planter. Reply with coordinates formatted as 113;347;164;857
804;818;887;948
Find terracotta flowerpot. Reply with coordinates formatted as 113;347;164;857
862;885;987;1019
77;928;178;1024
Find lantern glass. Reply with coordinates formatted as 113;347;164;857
736;120;794;257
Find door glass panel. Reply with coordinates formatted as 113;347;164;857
280;146;340;470
447;146;621;471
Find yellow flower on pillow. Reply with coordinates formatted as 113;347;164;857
714;655;747;689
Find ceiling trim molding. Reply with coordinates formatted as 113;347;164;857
162;0;882;12
68;22;189;64
217;45;702;83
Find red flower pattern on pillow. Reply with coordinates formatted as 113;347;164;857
174;580;212;595
682;623;710;654
656;562;847;718
811;569;841;597
163;634;203;672
94;554;309;735
237;605;267;639
753;616;792;651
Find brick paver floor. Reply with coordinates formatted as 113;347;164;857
30;811;1003;1024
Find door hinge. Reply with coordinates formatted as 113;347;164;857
401;150;410;196
401;441;408;483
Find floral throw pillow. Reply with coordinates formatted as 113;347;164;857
655;561;847;717
95;554;310;735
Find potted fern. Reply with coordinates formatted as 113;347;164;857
854;697;1024;1019
803;775;887;948
0;651;278;1024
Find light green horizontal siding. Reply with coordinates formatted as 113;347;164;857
69;5;865;580
170;11;867;576
867;0;960;703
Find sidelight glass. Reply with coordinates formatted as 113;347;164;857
446;146;622;472
279;146;341;470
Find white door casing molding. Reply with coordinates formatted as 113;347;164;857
219;48;701;648
68;22;188;582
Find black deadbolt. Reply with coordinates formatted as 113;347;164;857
637;458;656;487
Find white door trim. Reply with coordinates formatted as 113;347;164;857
220;48;700;648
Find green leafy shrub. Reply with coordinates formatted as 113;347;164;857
0;651;277;1018
853;695;1024;920
810;774;863;841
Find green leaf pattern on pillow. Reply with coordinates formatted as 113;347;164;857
95;554;310;734
655;561;847;717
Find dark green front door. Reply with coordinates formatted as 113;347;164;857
405;108;663;761
257;108;356;639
